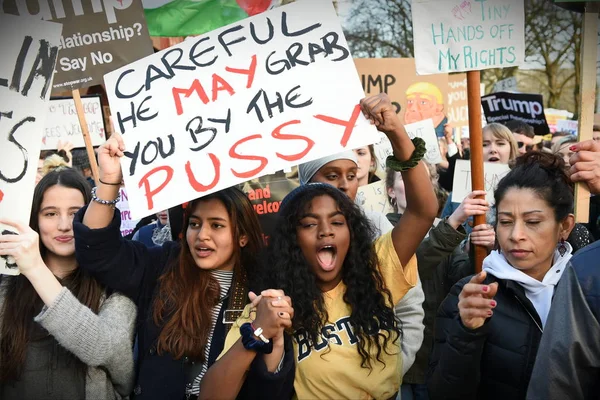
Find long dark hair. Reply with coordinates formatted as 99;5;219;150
495;152;574;222
152;187;263;361
0;168;104;382
262;183;399;369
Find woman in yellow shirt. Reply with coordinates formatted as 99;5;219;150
200;94;438;400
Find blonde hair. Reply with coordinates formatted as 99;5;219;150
483;123;519;162
41;154;69;177
406;82;443;104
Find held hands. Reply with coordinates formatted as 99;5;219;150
448;190;489;229
569;140;600;194
359;93;402;136
98;126;125;184
249;289;294;344
0;219;45;276
458;271;498;330
470;224;496;253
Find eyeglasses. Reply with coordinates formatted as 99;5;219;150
517;142;534;151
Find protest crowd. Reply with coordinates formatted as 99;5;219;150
1;0;600;399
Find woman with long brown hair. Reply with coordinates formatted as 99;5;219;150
73;134;291;399
0;167;136;399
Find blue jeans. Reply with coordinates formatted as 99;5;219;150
400;383;429;400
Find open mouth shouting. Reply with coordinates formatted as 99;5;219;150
195;245;215;258
488;156;500;162
316;244;338;272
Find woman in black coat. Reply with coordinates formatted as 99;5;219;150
428;152;576;400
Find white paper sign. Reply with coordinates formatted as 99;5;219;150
0;14;62;274
556;119;578;136
493;76;517;93
356;180;394;215
105;0;377;219
412;0;525;75
452;159;510;204
116;187;140;237
405;119;443;164
42;96;106;149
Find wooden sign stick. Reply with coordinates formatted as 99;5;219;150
575;2;598;223
72;89;100;184
467;70;486;272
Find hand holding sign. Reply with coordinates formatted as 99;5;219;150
97;129;125;184
360;93;403;137
448;190;489;229
569;140;600;195
0;219;45;276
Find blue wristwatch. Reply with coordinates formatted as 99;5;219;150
240;323;273;354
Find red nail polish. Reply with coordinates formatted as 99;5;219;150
482;286;489;292
490;300;497;307
570;146;577;151
488;311;493;316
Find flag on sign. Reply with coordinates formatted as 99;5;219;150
142;0;280;37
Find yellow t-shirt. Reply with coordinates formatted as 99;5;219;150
220;231;417;399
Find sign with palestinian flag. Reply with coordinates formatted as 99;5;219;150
143;0;280;37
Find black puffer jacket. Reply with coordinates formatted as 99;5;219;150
427;273;543;400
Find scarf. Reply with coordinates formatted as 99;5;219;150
483;242;573;328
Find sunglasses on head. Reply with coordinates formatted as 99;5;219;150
517;142;534;151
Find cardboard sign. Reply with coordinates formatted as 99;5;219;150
43;96;106;149
115;187;140;237
481;92;550;134
556;119;578;136
452;159;510;204
447;73;468;128
0;14;62;274
412;0;525;75
356;180;394;215
355;58;449;137
2;0;154;91
493;76;517;93
105;0;377;220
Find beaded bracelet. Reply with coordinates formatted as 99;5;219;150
386;137;427;172
91;186;121;206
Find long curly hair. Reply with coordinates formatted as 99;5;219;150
262;183;399;369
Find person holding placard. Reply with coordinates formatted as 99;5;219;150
199;93;439;399
0;168;136;400
428;152;577;400
72;135;290;399
440;123;519;235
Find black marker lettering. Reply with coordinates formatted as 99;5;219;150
115;69;143;99
281;12;321;37
218;25;246;57
190;37;217;67
250;18;274;44
21;39;58;99
10;36;32;93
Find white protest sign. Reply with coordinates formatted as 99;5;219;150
43;96;106;149
405;119;443;164
493;76;517;93
116;187;140;237
105;0;377;219
0;14;62;275
373;118;442;172
412;0;525;75
356;180;394;215
452;159;510;204
556;119;578;136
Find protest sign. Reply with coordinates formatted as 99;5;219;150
447;73;468;128
556;119;578;135
0;14;62;274
43;95;105;149
104;0;377;220
411;0;525;75
545;108;573;132
493;76;517;92
373;118;442;176
355;58;449;137
481;92;550;134
238;171;299;245
356;180;394;215
116;186;140;237
2;0;154;91
452;159;510;204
